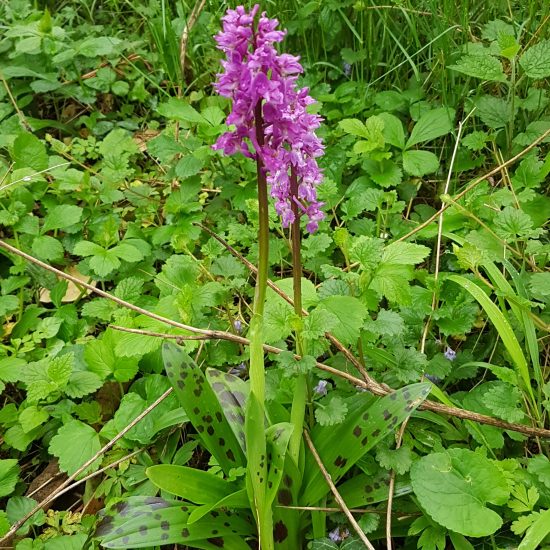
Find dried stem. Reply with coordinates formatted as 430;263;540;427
303;430;376;550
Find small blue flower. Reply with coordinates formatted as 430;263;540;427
328;527;349;542
233;319;242;333
228;362;247;376
313;380;328;396
343;62;352;77
444;347;457;361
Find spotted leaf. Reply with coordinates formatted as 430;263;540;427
301;383;430;504
95;496;254;549
206;368;248;453
337;472;411;507
162;342;245;474
265;423;293;509
188;489;250;524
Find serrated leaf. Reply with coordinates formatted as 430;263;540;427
402;150;440;176
483;382;525;422
317;296;367;345
65;370;103;398
32;235;64;262
410;448;509;537
315;396;348;426
527;455;550;489
49;420;102;478
449;54;507;82
474;95;512;129
406;107;455;148
376;444;412;474
112;242;144;262
176;155;204;179
382;241;431;265
157;98;206;124
350;236;383;270
0;459;20;497
43;205;83;232
19;406;49;433
519;40;550;79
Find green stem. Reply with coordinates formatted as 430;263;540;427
288;168;307;465
246;99;273;550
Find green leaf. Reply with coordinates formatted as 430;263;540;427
317;296;367;345
64;371;103;398
382;241;431;265
89;248;121;277
519;40;550;79
410;448;509;537
31;235;64;262
302;383;430;504
6;496;45;536
483;382;525;422
527;455;550;489
474;96;512;129
518;509;550;550
406;108;455;148
379;112;405;149
157;98;206;124
112;243;144;262
11;133;48;171
19;406;49;433
350;236;383;270
449;54;507;82
147;465;240;503
370;263;412;304
78;36;121;57
73;240;104;257
43;205;83;232
175;155;204;179
0;295;19;317
315;396;348;426
402;150;440;176
49;420;102;478
0;459;20;497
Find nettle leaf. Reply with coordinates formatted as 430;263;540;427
405;107;455;148
317;296;367;346
402;150;440;177
302;383;430;504
350;236;384;270
519;39;550;79
370;263;413;304
483;382;525;423
382;241;430;265
49;419;102;478
449;54;507;82
410;448;509;537
95;496;253;549
474;96;512;129
0;459;20;498
163;343;246;473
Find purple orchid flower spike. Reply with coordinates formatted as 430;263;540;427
212;5;325;233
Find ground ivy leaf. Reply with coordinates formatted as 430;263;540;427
410;448;509;537
49;419;102;478
315;396;348;427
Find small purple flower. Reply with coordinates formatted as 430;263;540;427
444;347;457;361
233;319;242;333
228;362;247;376
313;380;328;396
212;5;325;233
328;527;349;542
343;62;352;77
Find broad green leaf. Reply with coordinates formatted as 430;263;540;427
518;509;550;550
406;108;455;148
378;112;405;149
410;448;509;537
402;149;440;176
49;420;102;478
302;383;430;504
0;295;20;317
31;235;64;262
95;496;253;549
89;248;121;277
338;118;369;138
147;465;240;503
449;54;507;82
19;406;49;433
43;205;83;232
176;155;204;179
157;98;206;124
264;423;293;508
317;295;367;345
163;342;246;474
6;496;45;536
0;459;19;497
73;240;104;257
64;370;103;398
112;243;144;262
382;241;431;265
78;36;121;57
188;490;250;524
474;95;512;129
519;40;550;79
11;133;48;171
370;263;412;304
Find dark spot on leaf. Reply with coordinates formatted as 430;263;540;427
383;409;391;420
97;516;114;534
374;482;380;489
194;387;202;397
212;511;219;518
210;370;221;377
207;426;215;436
365;485;373;492
403;390;411;400
139;525;147;536
122;536;129;544
372;429;381;437
197;425;204;433
115;528;123;535
390;392;397;400
361;435;369;446
180;371;187;379
334;456;347;468
219;391;233;402
181;506;189;512
284;475;293;487
362;412;369;421
212;529;219;534
226;449;235;462
203;415;213;423
366;496;374;503
182;528;190;537
219;437;226;447
212;382;224;392
165;361;172;369
274;521;288;543
268;481;273;488
233;391;245;403
161;533;169;541
161;521;170;530
154;514;161;520
224;373;234;382
193;407;200;414
216;412;223;422
207;537;224;547
224;522;230;527
278;489;292;505
177;380;184;389
353;426;362;437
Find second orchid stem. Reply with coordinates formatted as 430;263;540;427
289;168;308;465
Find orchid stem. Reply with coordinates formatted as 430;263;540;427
289;168;307;465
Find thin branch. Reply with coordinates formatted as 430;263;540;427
303;430;376;550
0;389;171;544
1;239;549;439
